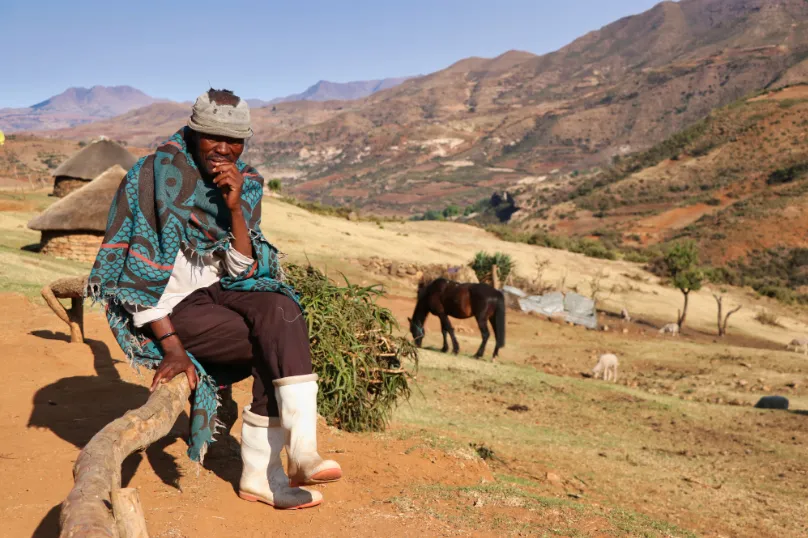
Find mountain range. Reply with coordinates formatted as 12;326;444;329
0;86;162;132
1;77;413;133
30;0;808;216
248;77;414;108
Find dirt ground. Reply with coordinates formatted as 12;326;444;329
1;295;499;538
3;191;808;537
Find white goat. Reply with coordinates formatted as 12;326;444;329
659;323;679;336
786;337;808;355
592;353;619;382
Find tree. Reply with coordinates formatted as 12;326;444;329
663;241;703;329
713;291;742;337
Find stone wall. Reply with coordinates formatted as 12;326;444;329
360;256;479;284
40;232;103;263
53;176;90;198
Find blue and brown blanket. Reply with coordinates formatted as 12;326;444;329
87;127;299;462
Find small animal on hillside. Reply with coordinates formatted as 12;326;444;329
409;278;505;359
621;308;631;323
786;337;808;355
592;353;619;382
659;323;679;336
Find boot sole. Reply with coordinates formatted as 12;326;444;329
238;491;322;509
290;468;343;487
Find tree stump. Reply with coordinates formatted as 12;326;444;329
42;276;88;344
60;374;191;538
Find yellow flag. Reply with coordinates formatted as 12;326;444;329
0;130;5;146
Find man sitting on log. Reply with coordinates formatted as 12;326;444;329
87;88;341;509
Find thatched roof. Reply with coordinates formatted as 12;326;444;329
51;139;136;180
29;165;127;232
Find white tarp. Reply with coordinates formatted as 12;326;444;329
503;288;597;329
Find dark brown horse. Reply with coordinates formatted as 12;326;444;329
408;278;505;359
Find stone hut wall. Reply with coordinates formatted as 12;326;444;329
40;231;103;263
53;176;90;198
359;256;479;284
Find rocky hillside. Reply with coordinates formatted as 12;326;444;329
500;85;808;270
30;0;808;218
0;86;162;132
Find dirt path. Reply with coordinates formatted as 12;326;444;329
0;294;496;538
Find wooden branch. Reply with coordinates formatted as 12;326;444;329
722;305;742;335
41;276;87;344
41;284;71;326
111;488;149;538
60;374;191;538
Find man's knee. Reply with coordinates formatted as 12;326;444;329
248;293;303;329
271;294;303;320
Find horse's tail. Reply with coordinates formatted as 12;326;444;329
494;292;506;349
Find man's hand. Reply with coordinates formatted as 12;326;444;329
150;336;198;392
212;162;244;212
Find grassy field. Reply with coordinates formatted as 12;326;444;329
2;188;808;537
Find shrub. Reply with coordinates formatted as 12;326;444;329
284;264;418;431
470;251;514;284
267;178;282;193
443;205;461;218
767;162;808;186
756;285;797;305
754;309;783;327
422;209;445;221
703;266;738;286
574;238;617;260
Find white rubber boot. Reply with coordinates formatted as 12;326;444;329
238;404;322;509
274;374;343;487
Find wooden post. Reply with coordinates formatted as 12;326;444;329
41;276;87;344
60;374;191;538
70;297;85;343
491;264;500;290
111;489;149;538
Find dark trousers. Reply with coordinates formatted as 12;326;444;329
169;282;312;417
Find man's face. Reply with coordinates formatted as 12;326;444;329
193;132;245;176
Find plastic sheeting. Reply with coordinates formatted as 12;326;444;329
504;288;598;329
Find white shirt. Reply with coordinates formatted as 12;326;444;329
125;246;254;328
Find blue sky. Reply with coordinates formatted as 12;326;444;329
0;0;661;108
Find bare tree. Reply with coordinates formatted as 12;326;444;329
713;292;742;337
588;269;611;306
533;257;551;293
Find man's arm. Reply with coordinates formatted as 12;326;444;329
229;205;252;258
212;162;252;258
148;316;198;392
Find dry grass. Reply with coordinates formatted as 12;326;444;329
260;197;808;347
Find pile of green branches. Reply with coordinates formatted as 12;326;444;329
470;251;515;284
284;263;418;432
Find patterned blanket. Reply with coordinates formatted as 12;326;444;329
87;127;299;462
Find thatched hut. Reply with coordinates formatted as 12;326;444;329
51;138;136;197
28;165;126;262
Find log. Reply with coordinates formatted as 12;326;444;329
60;374;191;538
111;488;149;538
42;276;88;344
